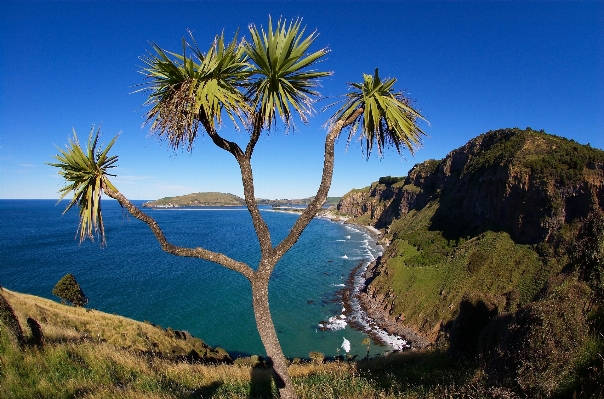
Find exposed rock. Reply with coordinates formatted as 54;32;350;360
339;128;604;244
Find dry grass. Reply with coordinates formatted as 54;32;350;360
1;288;476;399
1;288;226;359
3;287;600;398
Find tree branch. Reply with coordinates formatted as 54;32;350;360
201;123;273;256
102;184;255;281
206;128;244;158
236;154;274;256
273;108;364;262
245;113;263;158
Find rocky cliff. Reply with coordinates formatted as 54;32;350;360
338;128;604;347
340;128;604;243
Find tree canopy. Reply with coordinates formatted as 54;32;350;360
52;274;88;307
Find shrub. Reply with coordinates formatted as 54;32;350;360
378;175;404;185
52;273;88;307
0;293;25;349
309;351;325;364
479;278;592;396
571;209;604;301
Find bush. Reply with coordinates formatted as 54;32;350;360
52;274;88;307
571;210;604;301
0;293;25;349
378;175;404;186
309;351;325;364
479;278;592;397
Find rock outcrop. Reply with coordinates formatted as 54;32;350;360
339;128;604;244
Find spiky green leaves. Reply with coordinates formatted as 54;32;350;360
138;17;331;152
245;17;331;129
330;68;427;158
139;32;250;151
48;127;118;246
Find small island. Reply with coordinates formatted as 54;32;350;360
142;192;245;207
142;192;341;208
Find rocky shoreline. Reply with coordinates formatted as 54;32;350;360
270;206;430;349
318;209;430;350
357;259;430;349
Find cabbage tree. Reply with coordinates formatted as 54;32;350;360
50;17;426;398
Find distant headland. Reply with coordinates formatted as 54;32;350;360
142;192;341;208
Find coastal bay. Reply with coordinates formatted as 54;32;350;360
0;199;395;359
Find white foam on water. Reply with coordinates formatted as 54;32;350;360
346;260;410;351
318;314;348;331
322;218;410;351
346;231;411;351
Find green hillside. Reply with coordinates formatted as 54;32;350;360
339;128;604;396
142;192;245;207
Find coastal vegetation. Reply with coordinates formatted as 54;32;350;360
47;16;426;398
0;288;523;398
52;273;88;307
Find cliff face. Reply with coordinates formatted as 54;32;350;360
337;183;402;229
339;128;604;244
338;128;604;344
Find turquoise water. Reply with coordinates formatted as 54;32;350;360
0;199;386;358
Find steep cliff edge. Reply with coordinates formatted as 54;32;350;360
338;128;604;345
340;128;604;243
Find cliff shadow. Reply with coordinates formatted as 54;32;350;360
354;349;478;394
428;191;513;243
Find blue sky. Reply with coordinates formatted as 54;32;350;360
1;1;602;200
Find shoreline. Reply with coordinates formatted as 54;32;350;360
317;209;429;350
267;205;429;350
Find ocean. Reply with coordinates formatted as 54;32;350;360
0;199;397;359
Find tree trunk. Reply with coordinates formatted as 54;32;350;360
251;274;296;399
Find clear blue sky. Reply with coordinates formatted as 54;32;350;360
1;1;603;200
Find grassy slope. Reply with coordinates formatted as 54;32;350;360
352;129;604;396
363;129;604;340
0;289;230;361
2;286;600;398
372;207;550;339
1;289;492;399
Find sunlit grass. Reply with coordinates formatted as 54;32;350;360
1;288;485;399
3;287;600;398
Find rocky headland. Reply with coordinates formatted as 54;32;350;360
335;128;604;392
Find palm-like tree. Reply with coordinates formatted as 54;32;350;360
330;68;427;157
48;127;118;246
138;31;250;151
245;17;331;129
50;18;426;399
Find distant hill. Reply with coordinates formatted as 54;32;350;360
142;192;245;207
257;196;341;206
143;192;341;208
